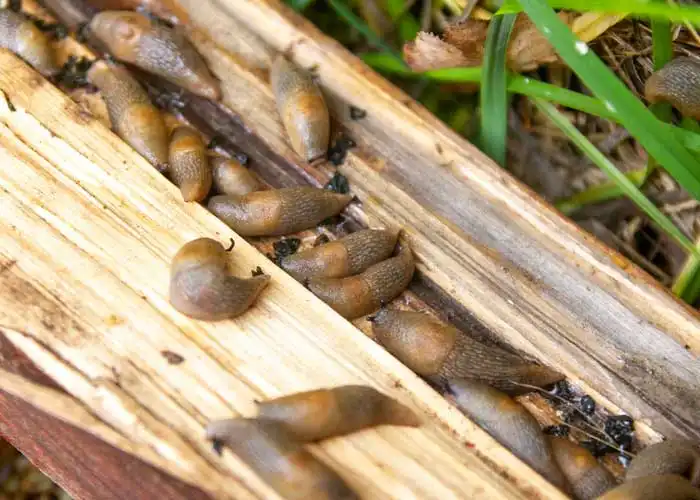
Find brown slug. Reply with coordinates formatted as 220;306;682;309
307;243;415;319
89;10;220;100
169;237;269;320
270;55;330;162
168;126;212;202
645;57;700;119
446;378;570;494
369;309;563;395
206;418;358;500
211;156;261;196
598;474;700;500
626;439;700;486
255;385;420;442
280;228;400;282
87;60;169;171
0;9;58;76
549;436;617;500
207;187;352;237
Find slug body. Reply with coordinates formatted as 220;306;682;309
270;55;330;162
281;228;400;282
206;419;358;500
89;10;220;100
168;126;212;202
211;156;261;196
207;187;352;237
169;238;269;320
0;9;58;76
598;474;700;500
645;57;700;119
626;439;700;486
549;437;616;500
307;244;415;319
256;385;420;442
370;309;563;394
446;378;570;493
87;61;169;171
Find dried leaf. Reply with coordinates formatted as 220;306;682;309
507;13;575;72
403;32;471;71
443;19;488;65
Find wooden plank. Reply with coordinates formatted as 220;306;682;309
0;52;566;499
0;337;212;500
160;0;700;441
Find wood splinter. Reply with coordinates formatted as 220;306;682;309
255;385;421;442
169;237;269;321
206;418;359;500
370;309;563;395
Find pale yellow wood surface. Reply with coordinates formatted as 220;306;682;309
169;0;700;442
0;51;568;499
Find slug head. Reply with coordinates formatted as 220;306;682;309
280;240;349;281
549;436;616;500
208;191;283;237
168;126;212;202
371;309;455;376
307;275;373;319
171;237;228;277
211;156;261;196
627;439;700;487
89;11;150;62
14;15;59;76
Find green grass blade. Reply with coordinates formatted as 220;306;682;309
286;0;316;11
556;170;646;215
480;14;517;165
327;0;405;63
672;251;700;303
384;0;421;43
517;0;700;202
499;0;700;26
534;98;698;257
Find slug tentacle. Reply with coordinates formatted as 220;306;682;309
549;436;617;500
206;418;358;500
256;385;420;442
169;238;269;320
446;378;570;494
207;187;352;237
87;60;169;171
211;156;261;196
598;474;700;500
370;309;563;395
281;228;400;282
168;126;212;202
0;9;58;76
626;439;700;486
307;243;415;319
645;57;700;119
89;10;220;99
270;55;330;162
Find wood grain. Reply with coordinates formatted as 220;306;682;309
0;51;567;499
164;0;700;441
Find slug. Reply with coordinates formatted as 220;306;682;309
307;243;415;319
280;228;400;282
168;126;212;202
206;418;358;500
549;436;617;500
169;237;269;320
598;474;700;500
211;156;261;196
255;385;420;442
87;60;169;171
446;378;570;494
0;9;58;76
369;309;563;395
645;57;700;119
270;55;330;162
89;10;221;100
626;439;700;486
207;187;352;237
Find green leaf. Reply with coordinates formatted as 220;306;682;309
499;0;700;26
517;0;700;202
534;98;698;258
286;0;316;11
327;0;405;63
672;251;700;303
480;14;517;165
